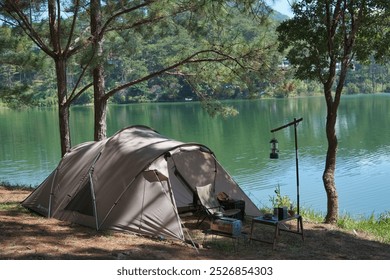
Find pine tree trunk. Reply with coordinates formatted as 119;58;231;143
93;66;107;141
55;58;71;156
91;0;107;141
58;103;71;156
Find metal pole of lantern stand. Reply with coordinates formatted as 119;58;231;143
270;117;303;215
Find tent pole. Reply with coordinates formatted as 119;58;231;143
88;152;102;230
89;172;99;230
48;168;58;218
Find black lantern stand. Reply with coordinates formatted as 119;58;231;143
270;117;303;215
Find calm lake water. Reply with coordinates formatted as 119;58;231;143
1;94;389;218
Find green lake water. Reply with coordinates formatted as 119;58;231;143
1;94;389;217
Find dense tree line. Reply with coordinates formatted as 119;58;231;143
0;1;271;108
1;3;388;110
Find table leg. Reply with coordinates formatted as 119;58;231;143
273;223;279;249
249;220;255;243
299;216;304;240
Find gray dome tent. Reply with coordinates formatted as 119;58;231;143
22;125;260;241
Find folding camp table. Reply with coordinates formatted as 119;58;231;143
249;215;304;249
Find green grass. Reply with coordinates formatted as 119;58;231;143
0;181;36;190
0;202;19;211
299;207;325;223
336;211;390;243
0;202;31;213
302;208;390;244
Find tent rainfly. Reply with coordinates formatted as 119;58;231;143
22;125;261;241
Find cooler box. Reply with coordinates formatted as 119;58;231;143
210;217;242;237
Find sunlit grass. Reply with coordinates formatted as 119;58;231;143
0;202;31;213
299;207;325;223
0;202;18;211
301;208;390;244
337;211;390;244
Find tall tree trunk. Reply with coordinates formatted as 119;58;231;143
91;0;107;141
48;0;71;156
322;55;348;223
323;86;339;223
93;66;107;141
55;58;71;156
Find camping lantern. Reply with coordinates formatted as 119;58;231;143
269;137;279;159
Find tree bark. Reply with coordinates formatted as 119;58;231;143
58;101;71;156
323;86;339;223
49;0;72;156
55;58;71;156
91;0;107;141
93;66;107;141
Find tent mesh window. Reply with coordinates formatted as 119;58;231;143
64;180;94;216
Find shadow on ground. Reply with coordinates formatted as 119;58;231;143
1;187;390;260
2;203;390;260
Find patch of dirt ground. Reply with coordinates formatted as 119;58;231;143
1;186;390;260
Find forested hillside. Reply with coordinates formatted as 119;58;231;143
1;6;389;108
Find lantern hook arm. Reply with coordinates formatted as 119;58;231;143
270;117;303;133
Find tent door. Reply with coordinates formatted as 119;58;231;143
64;178;94;216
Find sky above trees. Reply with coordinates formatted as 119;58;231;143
268;0;294;17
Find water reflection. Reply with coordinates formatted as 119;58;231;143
0;94;389;217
